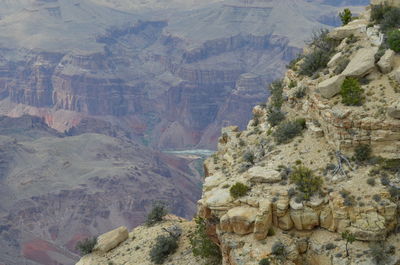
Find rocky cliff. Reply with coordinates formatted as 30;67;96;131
77;1;400;264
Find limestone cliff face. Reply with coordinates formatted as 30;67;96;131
196;4;400;265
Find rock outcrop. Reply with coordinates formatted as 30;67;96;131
192;3;400;265
94;226;129;253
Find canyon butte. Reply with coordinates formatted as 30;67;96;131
76;0;400;265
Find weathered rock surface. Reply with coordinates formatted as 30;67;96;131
388;101;400;119
342;47;378;77
220;207;258;235
94;226;129;253
246;166;282;184
317;75;345;98
328;19;367;40
377;49;395;74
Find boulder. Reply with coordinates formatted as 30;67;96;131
317;75;345;99
246;166;282;184
220;206;258;235
328;19;367;40
377;49;395;74
387;101;400;119
342;47;378;78
204;189;234;210
327;52;342;68
94;226;129;253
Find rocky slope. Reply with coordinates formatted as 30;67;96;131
0;0;368;149
77;1;400;264
0;116;202;265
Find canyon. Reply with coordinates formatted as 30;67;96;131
0;0;371;265
0;0;368;149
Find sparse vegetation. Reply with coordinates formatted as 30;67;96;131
339;8;352;26
259;258;271;265
299;49;331;77
370;242;394;265
354;144;371;162
267;110;285;127
150;235;179;264
230;182;250;199
268;79;284;110
380;158;400;173
299;29;338;76
289;165;323;200
190;217;222;265
367;178;376;186
146;201;168;226
271;241;287;262
341;231;356;257
370;3;393;24
387;29;400;53
340;77;363;106
76;237;97;256
243;151;255;164
380;7;400;32
273;119;306;144
294;86;306;98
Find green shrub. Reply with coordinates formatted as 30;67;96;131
370;242;393;265
273;119;305;144
299;49;330;77
268;79;284;110
267;228;275;236
271;241;287;261
308;29;338;53
150;235;178;264
288;80;297;88
387;29;400;53
367;178;376;186
146;201;168;226
380;159;400;173
370;4;393;24
380;7;400;32
259;258;271;265
389;186;400;200
76;237;97;256
341;231;356;257
230;182;250;198
354;144;372;162
190;218;221;265
340;78;363;106
294;86;306;98
289;165;323;200
267;110;285;127
339;8;352;25
372;194;381;202
243;151;255;164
